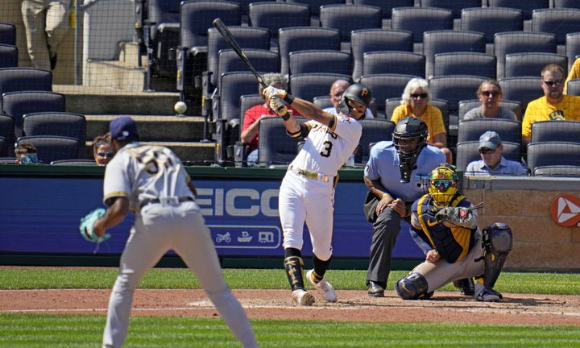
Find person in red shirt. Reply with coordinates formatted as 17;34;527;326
241;73;301;166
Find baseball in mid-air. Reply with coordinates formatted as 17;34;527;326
174;101;187;114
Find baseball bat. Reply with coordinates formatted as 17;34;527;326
212;18;266;88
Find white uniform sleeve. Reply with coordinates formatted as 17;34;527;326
333;116;362;145
103;153;131;206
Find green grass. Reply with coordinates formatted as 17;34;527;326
3;268;580;295
2;268;580;347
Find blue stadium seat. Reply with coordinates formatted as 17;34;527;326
488;0;550;20
16;135;84;163
423;30;486;79
494;31;557;79
0;44;17;68
359;73;420;118
289;72;353;104
527;142;580;175
279;27;341;77
531;8;580;46
319;4;382;45
249;2;310;42
391;7;453;44
0;22;16;46
504;52;567;78
0;68;52;96
498;76;544;110
433;52;496;79
363;51;425;78
289;50;351;76
530;120;580;144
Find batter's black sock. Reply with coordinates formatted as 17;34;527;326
312;255;332;283
284;248;305;291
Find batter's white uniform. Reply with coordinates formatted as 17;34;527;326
280;115;362;260
101;143;257;348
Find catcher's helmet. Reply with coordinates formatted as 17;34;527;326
428;164;459;207
337;83;372;118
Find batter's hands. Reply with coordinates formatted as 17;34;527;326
263;86;288;100
269;96;288;116
426;249;440;263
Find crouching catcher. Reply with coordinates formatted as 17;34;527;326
394;164;512;302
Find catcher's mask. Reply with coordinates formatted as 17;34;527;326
337;83;372;119
428;164;459;207
392;117;428;182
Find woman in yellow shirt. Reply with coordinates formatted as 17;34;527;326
391;78;452;164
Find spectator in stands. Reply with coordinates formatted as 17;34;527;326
564;58;580;95
522;64;580;147
465;131;527;176
14;142;39;164
391;78;453;164
21;0;70;70
241;73;301;166
323;79;374;119
93;132;114;166
463;80;518;121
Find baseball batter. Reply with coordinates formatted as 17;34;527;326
395;164;512;302
263;84;372;306
92;117;257;348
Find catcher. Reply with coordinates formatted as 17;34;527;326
395;164;512;302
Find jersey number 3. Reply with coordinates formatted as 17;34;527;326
320;140;332;157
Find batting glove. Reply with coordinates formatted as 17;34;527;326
269;96;288;117
263;86;287;100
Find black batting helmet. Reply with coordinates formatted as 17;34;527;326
337;83;372;118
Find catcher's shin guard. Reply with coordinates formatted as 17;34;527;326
482;222;513;288
395;272;430;300
284;248;306;291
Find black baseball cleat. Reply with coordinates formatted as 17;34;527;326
367;281;385;297
453;278;475;296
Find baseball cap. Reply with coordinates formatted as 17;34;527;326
110;116;139;141
478;131;502;150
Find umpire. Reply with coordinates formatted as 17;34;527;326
363;117;445;297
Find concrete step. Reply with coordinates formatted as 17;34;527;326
118;42;146;66
84;59;147;91
85;115;206;142
54;85;181;115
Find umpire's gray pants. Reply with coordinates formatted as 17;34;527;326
366;208;403;285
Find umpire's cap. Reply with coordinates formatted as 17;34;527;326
338;83;372;117
110;116;139;141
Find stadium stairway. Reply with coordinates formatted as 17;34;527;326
53;84;215;164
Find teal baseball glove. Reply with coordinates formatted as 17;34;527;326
79;208;110;243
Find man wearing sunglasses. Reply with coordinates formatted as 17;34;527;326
395;165;512;302
463;80;517;121
522;64;580;146
14;142;39;165
465;131;527;176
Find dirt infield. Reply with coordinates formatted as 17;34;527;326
2;289;580;326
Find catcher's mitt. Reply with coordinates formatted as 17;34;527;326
79;208;110;243
435;206;477;229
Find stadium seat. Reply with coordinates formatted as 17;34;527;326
457;118;522;145
0;22;16;46
285;0;346;26
0;136;7;157
0;44;17;68
218;72;260;126
391;7;453;45
358;119;395;164
494;32;557;79
359;74;420;118
566;33;580;72
319;4;383;44
362;51;425;78
289;50;352;76
2;91;66;141
22;112;87;148
423;30;486;79
239;94;264;130
289;72;353;104
16;135;84;164
249;2;310;42
460;7;523;53
498;76;544;111
0;115;13;155
0;68;52;96
530;120;580;144
279;27;341;77
313;95;333;110
566;78;580;96
433;52;496;79
531;8;580;46
455;140;521;173
488;0;550;21
50;159;97;166
428;75;487;125
553;0;580;8
350;29;413;81
526;142;580;175
384;97;450;133
419;0;481;19
217;49;280;88
352;0;414;20
257;117;304;167
533;165;580;177
144;0;181;78
458;99;523;122
504;53;567;78
202;26;270;93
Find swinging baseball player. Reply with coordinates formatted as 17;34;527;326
79;117;257;348
262;84;372;306
395;164;512;302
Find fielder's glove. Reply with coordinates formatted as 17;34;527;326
79;208;111;243
435;206;477;229
263;86;287;101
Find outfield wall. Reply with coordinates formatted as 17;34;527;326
1;165;578;271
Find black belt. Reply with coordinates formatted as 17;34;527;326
140;196;194;209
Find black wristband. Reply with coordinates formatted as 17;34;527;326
281;112;290;121
284;94;295;104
